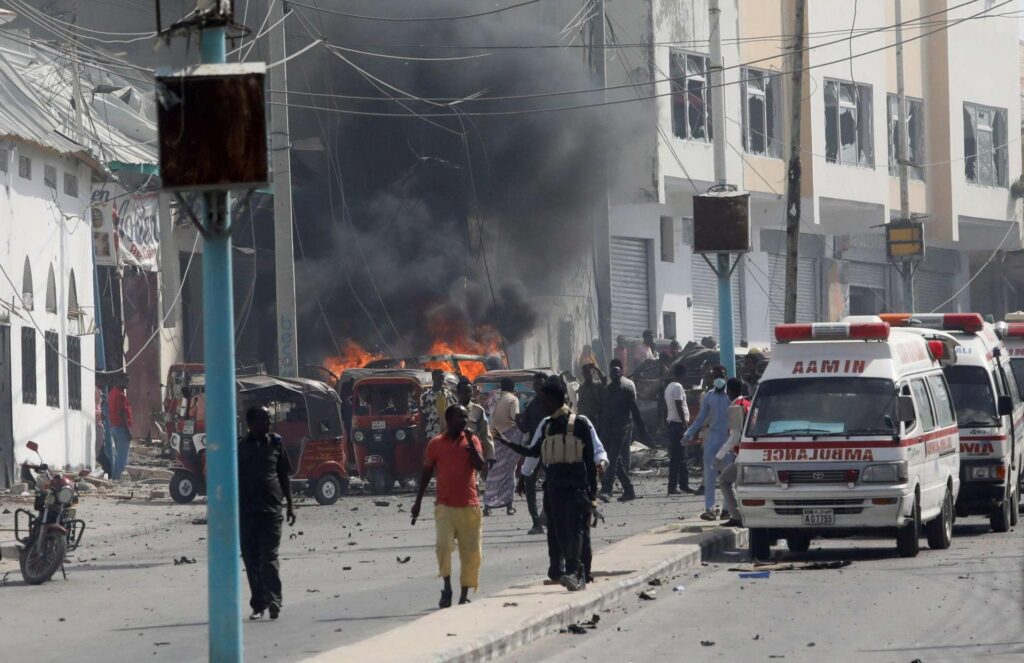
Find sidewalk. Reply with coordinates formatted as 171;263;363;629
305;519;748;663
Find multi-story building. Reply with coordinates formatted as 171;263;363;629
515;0;1021;371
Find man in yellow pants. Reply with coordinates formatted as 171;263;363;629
411;405;487;608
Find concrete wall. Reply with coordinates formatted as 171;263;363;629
0;139;96;470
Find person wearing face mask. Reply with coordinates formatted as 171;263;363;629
682;365;732;520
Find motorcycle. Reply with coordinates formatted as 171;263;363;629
14;441;87;585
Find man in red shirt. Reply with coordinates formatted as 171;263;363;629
107;373;134;480
411;405;487;608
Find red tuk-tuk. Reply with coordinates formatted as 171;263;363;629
167;373;350;505
350;369;457;494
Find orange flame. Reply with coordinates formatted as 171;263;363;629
323;340;385;378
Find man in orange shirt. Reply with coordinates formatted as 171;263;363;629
411;405;487;608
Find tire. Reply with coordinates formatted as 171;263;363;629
749;528;772;561
367;467;393;495
1010;490;1019;527
896;494;921;558
314;475;343;506
19;530;67;585
990;487;1012;533
169;471;198;504
925;488;954;550
786;535;812;554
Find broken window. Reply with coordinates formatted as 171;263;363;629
669;50;712;142
742;68;782;158
887;94;925;180
824;79;874;167
964;102;1008;187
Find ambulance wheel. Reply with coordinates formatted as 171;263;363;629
170;471;198;504
314;475;343;506
1010;490;1019;527
749;529;772;561
896;495;921;558
925;488;953;550
367;467;393;495
786;535;811;554
990;488;1012;533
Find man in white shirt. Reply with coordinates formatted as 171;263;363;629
664;363;693;495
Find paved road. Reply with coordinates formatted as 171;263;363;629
499;516;1024;663
0;475;698;662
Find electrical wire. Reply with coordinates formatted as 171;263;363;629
929;216;1019;313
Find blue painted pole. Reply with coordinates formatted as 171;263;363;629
199;26;243;663
717;253;736;378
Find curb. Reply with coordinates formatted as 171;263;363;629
306;524;748;663
446;527;748;663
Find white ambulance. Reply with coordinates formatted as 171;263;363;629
736;317;960;560
883;313;1021;533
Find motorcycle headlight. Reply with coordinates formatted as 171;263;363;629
741;466;777;485
395;429;407;441
861;463;908;484
45;492;56;505
192;434;206;451
353;431;365;442
58;486;75;504
170;434;181;451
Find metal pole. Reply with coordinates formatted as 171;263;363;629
199;25;243;663
593;0;613;362
894;0;915;311
709;0;735;376
784;0;806;324
268;0;298;376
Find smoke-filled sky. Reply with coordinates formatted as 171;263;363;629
23;1;640;362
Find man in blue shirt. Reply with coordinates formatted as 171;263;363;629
683;365;732;520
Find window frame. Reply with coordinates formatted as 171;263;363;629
886;94;925;180
21;327;36;405
741;67;782;159
67;335;81;411
18;154;31;180
44;164;57;191
63;171;79;198
44;330;59;408
926;374;956;429
963;102;1009;188
910;379;936;433
824;78;875;168
669;50;713;143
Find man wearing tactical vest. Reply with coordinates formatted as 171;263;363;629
501;381;604;592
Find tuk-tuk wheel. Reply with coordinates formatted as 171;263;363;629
367;467;393;495
314;474;345;505
170;470;198;504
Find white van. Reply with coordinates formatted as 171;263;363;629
883;314;1021;533
736;317;960;559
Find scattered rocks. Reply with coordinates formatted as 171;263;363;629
173;556;196;565
701;641;715;647
638;589;657;601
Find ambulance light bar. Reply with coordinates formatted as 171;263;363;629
775;322;890;343
997;322;1024;339
880;313;985;334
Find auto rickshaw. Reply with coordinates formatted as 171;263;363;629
167;373;350;505
350;369;457;494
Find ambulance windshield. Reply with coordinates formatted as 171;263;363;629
747;378;898;437
942;365;998;428
1010;359;1024;404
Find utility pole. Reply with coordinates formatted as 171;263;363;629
197;5;242;661
783;0;806;324
708;0;735;377
592;0;613;364
268;0;298;376
894;0;915;311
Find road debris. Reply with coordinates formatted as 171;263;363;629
173;556;196;565
701;640;715;647
638;589;657;600
373;500;390;507
396;556;411;564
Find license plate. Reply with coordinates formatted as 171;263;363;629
371;420;386;430
373;433;384;442
182;421;195;435
802;509;834;526
366;455;383;464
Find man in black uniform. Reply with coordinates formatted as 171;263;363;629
238;406;296;621
502;381;600;591
516;373;549;535
598;359;648;503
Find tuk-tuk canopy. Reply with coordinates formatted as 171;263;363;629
237;375;344;439
473;368;557;385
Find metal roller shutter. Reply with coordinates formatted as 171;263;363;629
610;237;651;339
915;270;954;313
848;261;886;290
767;254;820;330
692;254;744;341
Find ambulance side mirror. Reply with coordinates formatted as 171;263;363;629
897;396;916;424
998;395;1013;417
